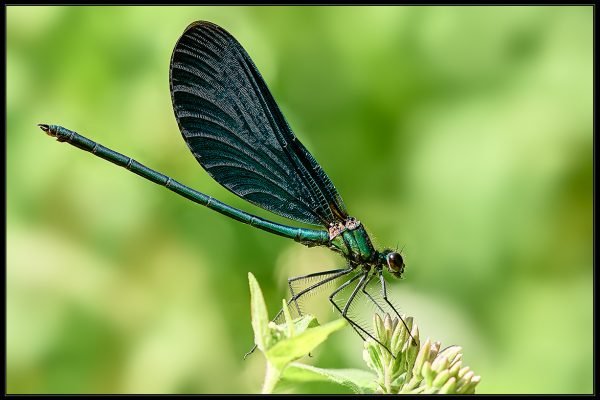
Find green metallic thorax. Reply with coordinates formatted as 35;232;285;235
328;222;376;265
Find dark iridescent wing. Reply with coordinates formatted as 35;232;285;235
169;21;348;227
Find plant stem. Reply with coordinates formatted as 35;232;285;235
262;361;281;394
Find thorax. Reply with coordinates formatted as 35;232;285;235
328;217;377;265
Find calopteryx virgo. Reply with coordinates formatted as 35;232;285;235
39;20;412;357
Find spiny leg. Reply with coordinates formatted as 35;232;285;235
330;271;395;358
335;272;395;357
275;267;354;324
378;270;417;346
282;268;354;359
244;267;354;359
286;268;347;319
288;277;301;316
285;268;355;359
361;271;387;315
328;272;366;341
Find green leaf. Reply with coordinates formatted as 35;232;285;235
292;314;319;333
363;341;383;373
276;314;318;341
248;272;269;352
282;362;378;394
266;318;347;369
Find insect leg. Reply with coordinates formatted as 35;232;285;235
286;267;349;318
378;270;417;346
330;271;395;358
327;272;366;340
244;266;354;359
361;271;387;315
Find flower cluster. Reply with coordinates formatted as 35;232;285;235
363;314;480;394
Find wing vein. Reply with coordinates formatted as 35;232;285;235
169;21;348;226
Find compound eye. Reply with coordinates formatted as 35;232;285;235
387;252;404;272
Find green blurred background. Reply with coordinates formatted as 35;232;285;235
7;5;593;394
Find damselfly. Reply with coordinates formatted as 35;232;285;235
40;21;413;357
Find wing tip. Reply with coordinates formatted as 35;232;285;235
182;20;223;35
